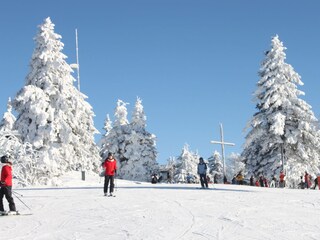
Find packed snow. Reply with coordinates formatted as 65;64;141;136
1;172;319;240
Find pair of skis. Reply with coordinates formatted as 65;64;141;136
0;211;32;216
0;211;20;216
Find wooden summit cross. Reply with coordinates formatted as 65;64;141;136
210;123;235;177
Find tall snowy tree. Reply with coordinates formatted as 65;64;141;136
242;35;320;186
173;144;199;183
12;17;100;184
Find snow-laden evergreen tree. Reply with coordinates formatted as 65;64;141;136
173;144;199;183
103;114;113;135
0;98;16;132
208;150;223;182
12;17;100;184
131;97;146;130
0;98;20;157
100;99;158;182
242;35;320;186
166;156;176;183
0;100;43;186
100;100;131;161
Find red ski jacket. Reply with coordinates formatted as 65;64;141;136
103;159;117;176
1;164;13;187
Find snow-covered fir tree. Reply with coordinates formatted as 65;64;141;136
208;150;223;182
0;98;20;157
165;156;176;183
0;98;16;132
242;35;320;186
131;97;146;130
100;100;131;162
103;114;113;135
0;100;42;186
100;99;158;182
173;144;199;183
12;17;100;185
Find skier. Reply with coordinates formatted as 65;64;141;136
259;175;264;187
269;175;277;188
279;171;285;188
304;171;311;189
250;175;254;186
298;176;305;189
214;174;218;184
102;153;117;196
236;171;244;185
197;157;208;188
151;174;158;184
0;155;17;214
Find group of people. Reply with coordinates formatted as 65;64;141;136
298;171;319;189
246;171;289;188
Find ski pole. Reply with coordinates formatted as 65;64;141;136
12;190;23;197
12;191;32;211
114;174;117;192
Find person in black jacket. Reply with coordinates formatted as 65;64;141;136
197;157;208;188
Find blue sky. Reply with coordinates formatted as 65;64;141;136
1;1;320;164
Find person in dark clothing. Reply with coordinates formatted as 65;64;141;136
214;174;218;184
0;155;16;213
197;157;208;188
259;176;264;187
102;153;117;196
250;175;254;186
151;174;158;184
313;176;318;190
223;175;228;184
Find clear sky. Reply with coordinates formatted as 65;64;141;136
1;1;320;164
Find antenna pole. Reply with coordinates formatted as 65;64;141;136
75;29;80;91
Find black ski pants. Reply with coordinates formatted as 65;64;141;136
104;175;115;194
199;174;208;188
0;186;16;212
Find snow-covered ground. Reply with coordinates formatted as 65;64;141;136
1;172;320;240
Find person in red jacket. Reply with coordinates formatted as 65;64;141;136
0;155;16;213
279;170;285;188
102;153;117;196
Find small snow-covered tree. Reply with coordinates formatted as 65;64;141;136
100;100;131;162
0;98;16;132
166;157;176;183
0;102;47;186
100;99;158;182
173;144;199;183
0;99;20;158
103;114;113;135
13;17;100;184
242;35;320;185
208;151;223;182
131;97;146;130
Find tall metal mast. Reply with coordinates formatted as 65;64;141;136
75;29;80;91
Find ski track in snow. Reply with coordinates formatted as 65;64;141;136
0;179;320;240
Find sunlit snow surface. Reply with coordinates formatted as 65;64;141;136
1;172;319;240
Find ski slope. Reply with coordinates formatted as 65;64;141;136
1;172;319;240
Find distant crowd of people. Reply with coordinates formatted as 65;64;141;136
231;170;320;190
